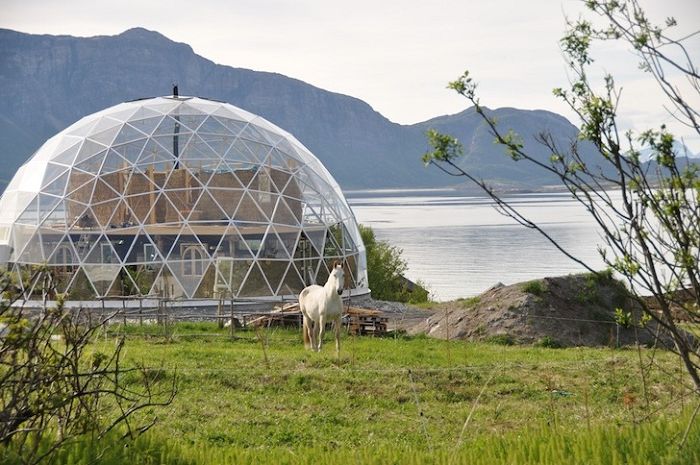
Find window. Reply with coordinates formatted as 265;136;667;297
100;243;115;263
181;244;204;276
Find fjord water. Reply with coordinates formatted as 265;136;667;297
347;190;606;301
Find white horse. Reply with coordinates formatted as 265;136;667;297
299;262;345;354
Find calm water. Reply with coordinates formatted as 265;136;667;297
347;190;606;301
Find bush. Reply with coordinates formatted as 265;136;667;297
522;280;545;296
487;334;515;346
535;336;562;349
359;225;429;303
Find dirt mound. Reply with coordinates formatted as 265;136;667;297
409;274;678;348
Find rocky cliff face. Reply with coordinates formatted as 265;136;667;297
0;28;590;190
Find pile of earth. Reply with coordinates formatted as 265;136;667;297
406;273;681;348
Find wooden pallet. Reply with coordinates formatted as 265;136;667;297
346;307;388;336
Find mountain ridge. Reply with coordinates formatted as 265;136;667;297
0;27;591;190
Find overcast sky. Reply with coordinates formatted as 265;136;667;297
3;0;699;151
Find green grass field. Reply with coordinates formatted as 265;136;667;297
4;322;700;464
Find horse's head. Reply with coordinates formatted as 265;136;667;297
330;262;345;295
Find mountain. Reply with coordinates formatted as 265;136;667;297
0;27;592;191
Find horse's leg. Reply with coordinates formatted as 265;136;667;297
334;316;341;358
317;314;325;352
302;315;311;350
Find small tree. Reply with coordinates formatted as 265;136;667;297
360;225;429;303
424;0;700;390
0;267;176;464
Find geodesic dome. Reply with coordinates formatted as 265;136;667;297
0;95;368;301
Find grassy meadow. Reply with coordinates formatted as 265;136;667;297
4;322;700;464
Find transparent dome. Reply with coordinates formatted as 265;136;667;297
0;96;367;300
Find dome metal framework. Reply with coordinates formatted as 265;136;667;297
0;96;368;301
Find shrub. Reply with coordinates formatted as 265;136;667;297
487;334;515;346
359;225;429;303
522;280;545;296
535;336;562;349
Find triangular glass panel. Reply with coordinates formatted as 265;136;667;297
107;267;140;297
304;228;326;256
67;118;99;138
213;259;250;296
166;188;202;218
112;123;148;145
207;188;243;218
341;223;358;254
66;233;96;262
48;235;78;265
70;205;99;231
84;235;120;264
74;150;107;175
130;106;164;122
91;176;121;203
92;199;121;229
258;229;290;259
51;141;82;166
123;194;153;223
106;233;136;262
60;199;87;229
37;194;62;224
242;140;272;163
87;122;122;146
215;226;255;260
137;141;177;166
167;225;208;261
124;234;157;263
16;231;44;263
125;171;159;195
212;116;248;136
82;264;122;296
282;261;307;294
156;264;187;299
41;171;69;197
239;124;270;145
100;152;132;175
152;115;182;136
316;260;331;286
41;163;70;189
293;232;317;260
258;260;290;295
272;227;299;257
197;116;234;135
66;267;97;300
194;262;218;299
128;117;163;138
169;259;211;298
227;138;262;165
176;104;209;118
16;197;40;226
324;225;343;257
108;200;138;229
232;191;269;223
238;262;272;297
74;139;107;165
202;131;235;149
254;123;285;146
179;134;220;164
164;165;203;190
190;190;227;222
281;177;303;201
146;193;183;224
111;139;148;165
266;148;294;171
272;197;301;226
122;263;163;296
